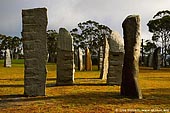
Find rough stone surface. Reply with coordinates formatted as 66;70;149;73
22;8;48;96
85;48;92;71
98;46;103;70
100;38;109;80
4;49;11;67
74;52;78;67
153;47;161;70
57;28;74;85
107;31;124;85
121;15;142;99
109;31;124;52
147;53;153;67
78;47;83;71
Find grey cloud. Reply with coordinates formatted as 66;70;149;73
0;0;170;40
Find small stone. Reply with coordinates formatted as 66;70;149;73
4;49;11;67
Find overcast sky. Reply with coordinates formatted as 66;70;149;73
0;0;170;40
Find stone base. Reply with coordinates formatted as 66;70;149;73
57;49;74;85
24;75;46;96
107;52;124;85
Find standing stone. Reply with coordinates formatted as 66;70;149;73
4;49;11;67
121;15;142;99
100;38;109;80
74;51;78;67
147;53;153;67
153;47;161;70
85;47;92;71
57;28;74;85
78;47;83;71
22;8;48;96
98;46;103;70
107;31;124;85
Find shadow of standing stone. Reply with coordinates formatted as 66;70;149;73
22;8;48;96
121;15;142;99
56;28;74;85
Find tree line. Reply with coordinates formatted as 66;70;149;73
145;10;170;66
1;10;170;66
0;34;22;59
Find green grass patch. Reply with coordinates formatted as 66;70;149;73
12;59;24;64
0;59;24;64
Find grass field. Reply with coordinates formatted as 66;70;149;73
0;60;170;113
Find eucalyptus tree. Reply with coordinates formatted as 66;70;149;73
70;20;112;55
143;40;157;54
147;10;170;66
0;34;22;59
11;36;22;59
47;30;59;63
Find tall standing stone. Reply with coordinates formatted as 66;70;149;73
74;52;78;67
78;47;83;71
22;8;48;96
107;31;124;85
98;46;103;70
121;15;142;99
4;49;11;67
100;38;109;80
57;28;74;85
153;47;161;70
147;53;153;67
85;47;92;71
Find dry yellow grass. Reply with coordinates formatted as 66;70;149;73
0;62;170;113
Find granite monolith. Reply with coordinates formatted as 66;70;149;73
78;47;83;71
100;38;109;80
153;47;161;70
22;8;48;96
121;15;142;99
85;48;92;71
57;28;74;85
107;31;124;85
